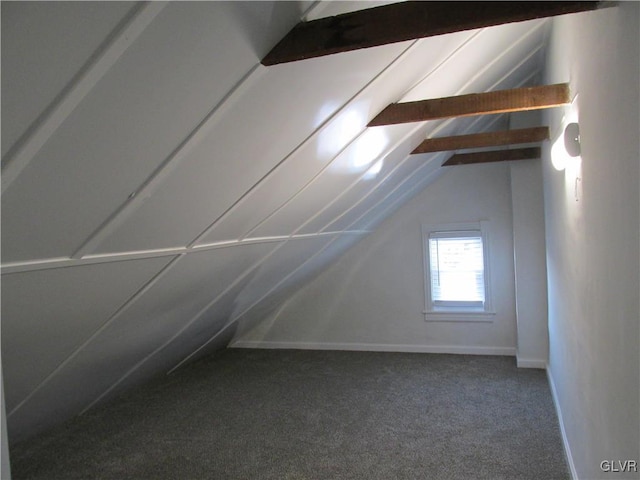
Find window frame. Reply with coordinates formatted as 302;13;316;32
421;221;495;322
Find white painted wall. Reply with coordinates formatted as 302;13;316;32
234;163;518;355
1;366;11;479
543;4;639;479
510;158;549;368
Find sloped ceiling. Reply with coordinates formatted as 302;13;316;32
1;1;552;441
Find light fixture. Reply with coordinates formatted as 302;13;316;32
551;95;581;171
563;123;580;156
551;122;581;170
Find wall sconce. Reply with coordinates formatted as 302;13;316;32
551;93;581;171
551;122;581;170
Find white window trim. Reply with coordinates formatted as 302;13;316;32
421;221;495;323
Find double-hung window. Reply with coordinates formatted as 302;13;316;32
422;222;494;321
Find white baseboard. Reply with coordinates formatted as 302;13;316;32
516;357;547;369
547;366;578;480
230;340;516;356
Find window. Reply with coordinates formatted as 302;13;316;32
422;222;494;321
429;232;484;307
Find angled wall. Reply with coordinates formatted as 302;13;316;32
543;4;639;479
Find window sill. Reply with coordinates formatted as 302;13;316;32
423;310;495;323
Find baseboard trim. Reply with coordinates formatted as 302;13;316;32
547;366;578;480
231;340;516;356
516;357;547;369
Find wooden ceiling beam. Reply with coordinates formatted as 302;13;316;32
369;83;570;126
262;2;606;65
412;126;549;155
442;147;541;166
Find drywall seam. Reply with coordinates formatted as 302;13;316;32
432;20;546;99
301;1;329;22
161;231;312;375
231;341;516;356
547;366;578;480
261;296;295;330
318;121;488;233
240;30;487;240
168;320;239;373
0;251;183;275
401;18;545;103
291;127;429;236
79;239;288;413
492;43;545;92
7;254;183;417
191;39;423;246
83;238;287;407
252;22;547;239
0;232;363;274
324;156;444;232
323;110;507;233
1;1;167;194
347;171;432;231
71;63;267;258
0;257;79;275
238;41;422;240
169;232;367;372
228;234;365;323
332;62;544;233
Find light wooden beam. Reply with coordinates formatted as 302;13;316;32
442;147;541;166
262;1;606;65
412;126;549;155
369;83;570;127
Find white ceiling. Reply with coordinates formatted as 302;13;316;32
1;1;550;440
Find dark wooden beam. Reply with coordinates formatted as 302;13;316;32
442;147;541;166
262;2;607;65
412;126;549;155
369;83;570;127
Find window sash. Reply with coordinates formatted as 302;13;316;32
428;233;485;308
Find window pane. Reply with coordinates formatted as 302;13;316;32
429;235;485;304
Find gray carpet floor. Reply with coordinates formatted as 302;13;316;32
9;349;569;480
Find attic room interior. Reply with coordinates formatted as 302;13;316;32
1;1;638;479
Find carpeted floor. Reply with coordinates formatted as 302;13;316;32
9;349;569;480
